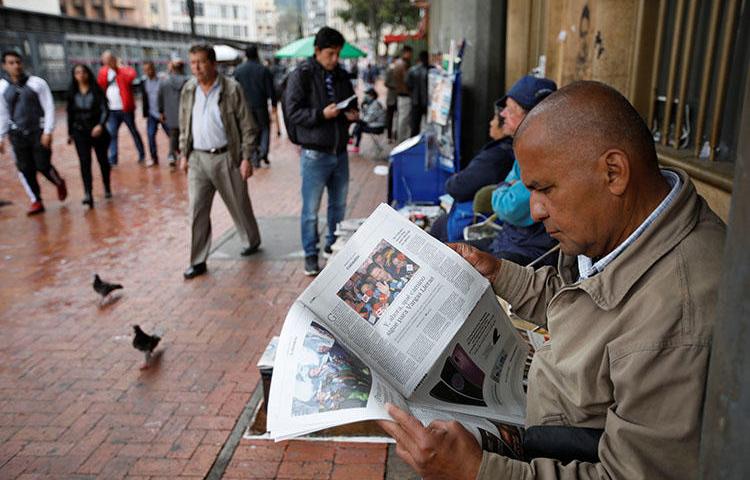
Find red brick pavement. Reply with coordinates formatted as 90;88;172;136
0;105;390;479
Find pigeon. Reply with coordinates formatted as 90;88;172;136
93;274;123;299
132;325;161;370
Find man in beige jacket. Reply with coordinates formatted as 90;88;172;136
379;81;726;479
179;44;261;279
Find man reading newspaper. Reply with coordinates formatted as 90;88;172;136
377;81;726;479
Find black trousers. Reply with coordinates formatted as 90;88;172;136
168;127;180;160
386;104;397;140
72;130;111;195
351;122;385;147
9;130;63;203
410;105;427;137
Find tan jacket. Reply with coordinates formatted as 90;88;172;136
178;74;258;167
479;168;726;479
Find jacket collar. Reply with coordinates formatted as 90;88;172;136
185;74;226;97
558;168;702;310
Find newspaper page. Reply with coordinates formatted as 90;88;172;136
297;203;488;397
267;301;526;443
408;286;528;425
267;302;410;441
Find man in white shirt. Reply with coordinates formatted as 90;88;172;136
0;50;67;215
178;44;261;279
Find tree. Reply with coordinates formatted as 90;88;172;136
337;0;420;58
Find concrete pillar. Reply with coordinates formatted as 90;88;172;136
699;27;750;479
428;0;506;166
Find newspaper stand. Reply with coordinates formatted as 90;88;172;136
389;136;453;208
388;45;464;209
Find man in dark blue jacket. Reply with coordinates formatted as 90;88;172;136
234;46;277;167
284;27;358;276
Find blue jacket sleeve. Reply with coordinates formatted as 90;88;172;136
491;162;534;227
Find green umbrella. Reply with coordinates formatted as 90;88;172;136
275;36;366;59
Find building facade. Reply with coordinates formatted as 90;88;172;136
165;0;256;41
254;0;277;43
2;0;60;15
59;0;147;26
304;0;327;36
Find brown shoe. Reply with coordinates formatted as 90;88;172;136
56;178;68;201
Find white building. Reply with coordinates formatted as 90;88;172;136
254;0;277;43
4;0;60;15
165;0;256;41
303;0;327;37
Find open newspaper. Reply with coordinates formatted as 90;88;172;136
268;204;528;454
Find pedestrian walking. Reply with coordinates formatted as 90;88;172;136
283;27;359;276
141;61;169;167
97;50;145;166
0;50;67;215
406;50;432;137
392;46;413;142
158;59;188;168
384;57;398;142
179;44;262;280
233;46;277;168
66;64;112;209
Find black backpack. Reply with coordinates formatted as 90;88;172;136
280;65;311;145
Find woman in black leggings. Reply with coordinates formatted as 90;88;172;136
66;64;111;208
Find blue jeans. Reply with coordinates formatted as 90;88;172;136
300;148;349;258
252;125;270;166
107;110;145;165
146;115;169;162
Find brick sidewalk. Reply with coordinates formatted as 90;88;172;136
0;106;391;479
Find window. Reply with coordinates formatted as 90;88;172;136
648;0;747;163
233;25;241;37
233;5;238;18
194;1;204;17
220;5;228;18
209;24;218;36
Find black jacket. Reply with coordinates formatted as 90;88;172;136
234;60;276;128
283;58;356;154
66;88;109;137
445;137;514;202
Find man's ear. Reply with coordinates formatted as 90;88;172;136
601;149;629;196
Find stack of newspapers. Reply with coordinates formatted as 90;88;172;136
268;204;530;456
329;218;367;258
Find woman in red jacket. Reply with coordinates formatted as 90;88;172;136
97;50;145;166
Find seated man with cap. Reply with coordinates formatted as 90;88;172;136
466;75;558;267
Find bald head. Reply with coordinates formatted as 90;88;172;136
517;80;658;174
514;81;670;259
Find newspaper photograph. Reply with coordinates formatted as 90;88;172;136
336;239;420;325
268;302;409;441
